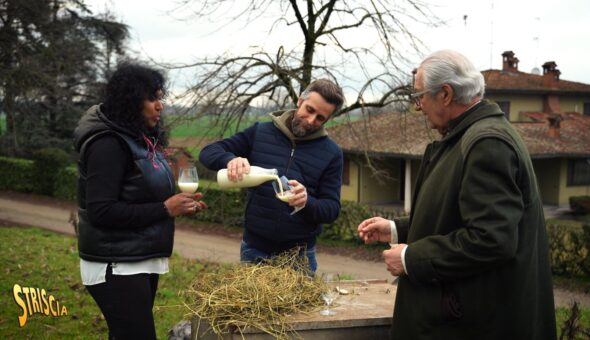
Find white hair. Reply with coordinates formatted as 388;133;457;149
419;50;485;104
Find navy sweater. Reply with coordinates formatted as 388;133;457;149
199;119;342;253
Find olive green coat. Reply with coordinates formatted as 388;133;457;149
392;100;556;339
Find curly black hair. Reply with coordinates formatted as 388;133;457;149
102;62;168;145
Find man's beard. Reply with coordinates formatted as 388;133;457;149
291;116;320;137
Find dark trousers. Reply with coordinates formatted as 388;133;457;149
85;265;160;340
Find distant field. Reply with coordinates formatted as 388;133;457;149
167;115;269;139
167;113;359;160
167;113;359;139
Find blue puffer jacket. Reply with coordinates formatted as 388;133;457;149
199;110;343;253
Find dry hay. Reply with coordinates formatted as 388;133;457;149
183;249;326;339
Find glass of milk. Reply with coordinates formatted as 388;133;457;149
272;176;302;215
178;166;199;193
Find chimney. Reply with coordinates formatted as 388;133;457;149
547;114;561;138
502;51;519;72
542;61;560;88
543;94;561;113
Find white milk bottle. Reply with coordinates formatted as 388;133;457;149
217;166;282;190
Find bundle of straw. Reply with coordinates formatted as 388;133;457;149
183;249;326;339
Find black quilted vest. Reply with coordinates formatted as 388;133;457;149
75;106;175;262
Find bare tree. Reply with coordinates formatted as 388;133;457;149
168;0;438;135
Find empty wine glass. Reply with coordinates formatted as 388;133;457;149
178;166;199;193
272;176;302;215
320;273;338;316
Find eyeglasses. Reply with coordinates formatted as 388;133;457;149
410;89;429;106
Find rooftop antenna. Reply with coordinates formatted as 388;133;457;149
530;17;541;74
489;0;495;69
534;17;541;65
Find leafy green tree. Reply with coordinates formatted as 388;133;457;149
0;0;128;156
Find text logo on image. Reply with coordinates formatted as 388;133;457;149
13;284;68;327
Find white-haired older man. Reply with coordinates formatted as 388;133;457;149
358;50;556;339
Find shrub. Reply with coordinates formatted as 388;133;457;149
321;201;405;242
547;221;590;276
570;196;590;215
187;188;407;245
31;147;70;196
54;166;78;201
0;156;35;192
190;187;245;227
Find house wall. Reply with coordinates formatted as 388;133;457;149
344;155;590;208
486;94;543;121
559;160;590;206
533;159;561;205
341;158;360;202
534;159;590;206
488;94;590;116
359;159;402;204
560;97;590;113
340;155;423;208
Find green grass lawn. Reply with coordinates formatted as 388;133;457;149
0;226;204;339
556;306;590;339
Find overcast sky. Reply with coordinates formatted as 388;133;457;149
85;0;590;99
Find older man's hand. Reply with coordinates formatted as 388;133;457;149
383;244;407;277
357;217;391;244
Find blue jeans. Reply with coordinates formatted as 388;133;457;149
240;240;318;273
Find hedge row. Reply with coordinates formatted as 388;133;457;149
321;200;402;242
547;222;590;276
189;187;246;227
0;157;36;192
0;149;76;200
186;189;405;243
2;154;590;276
0;154;405;243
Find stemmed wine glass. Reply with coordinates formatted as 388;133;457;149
178;166;199;193
319;273;338;316
272;176;302;215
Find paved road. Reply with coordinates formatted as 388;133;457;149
1;193;588;308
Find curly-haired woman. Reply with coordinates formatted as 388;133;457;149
73;62;206;339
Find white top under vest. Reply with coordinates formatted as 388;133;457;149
80;257;169;285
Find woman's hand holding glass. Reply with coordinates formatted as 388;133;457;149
164;192;206;217
164;166;207;217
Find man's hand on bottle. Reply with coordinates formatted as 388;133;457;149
226;157;250;181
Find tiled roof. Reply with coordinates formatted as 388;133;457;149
328;112;590;158
482;69;590;94
328;112;437;159
513;112;590;157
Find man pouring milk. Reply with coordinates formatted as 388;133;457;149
199;79;344;272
